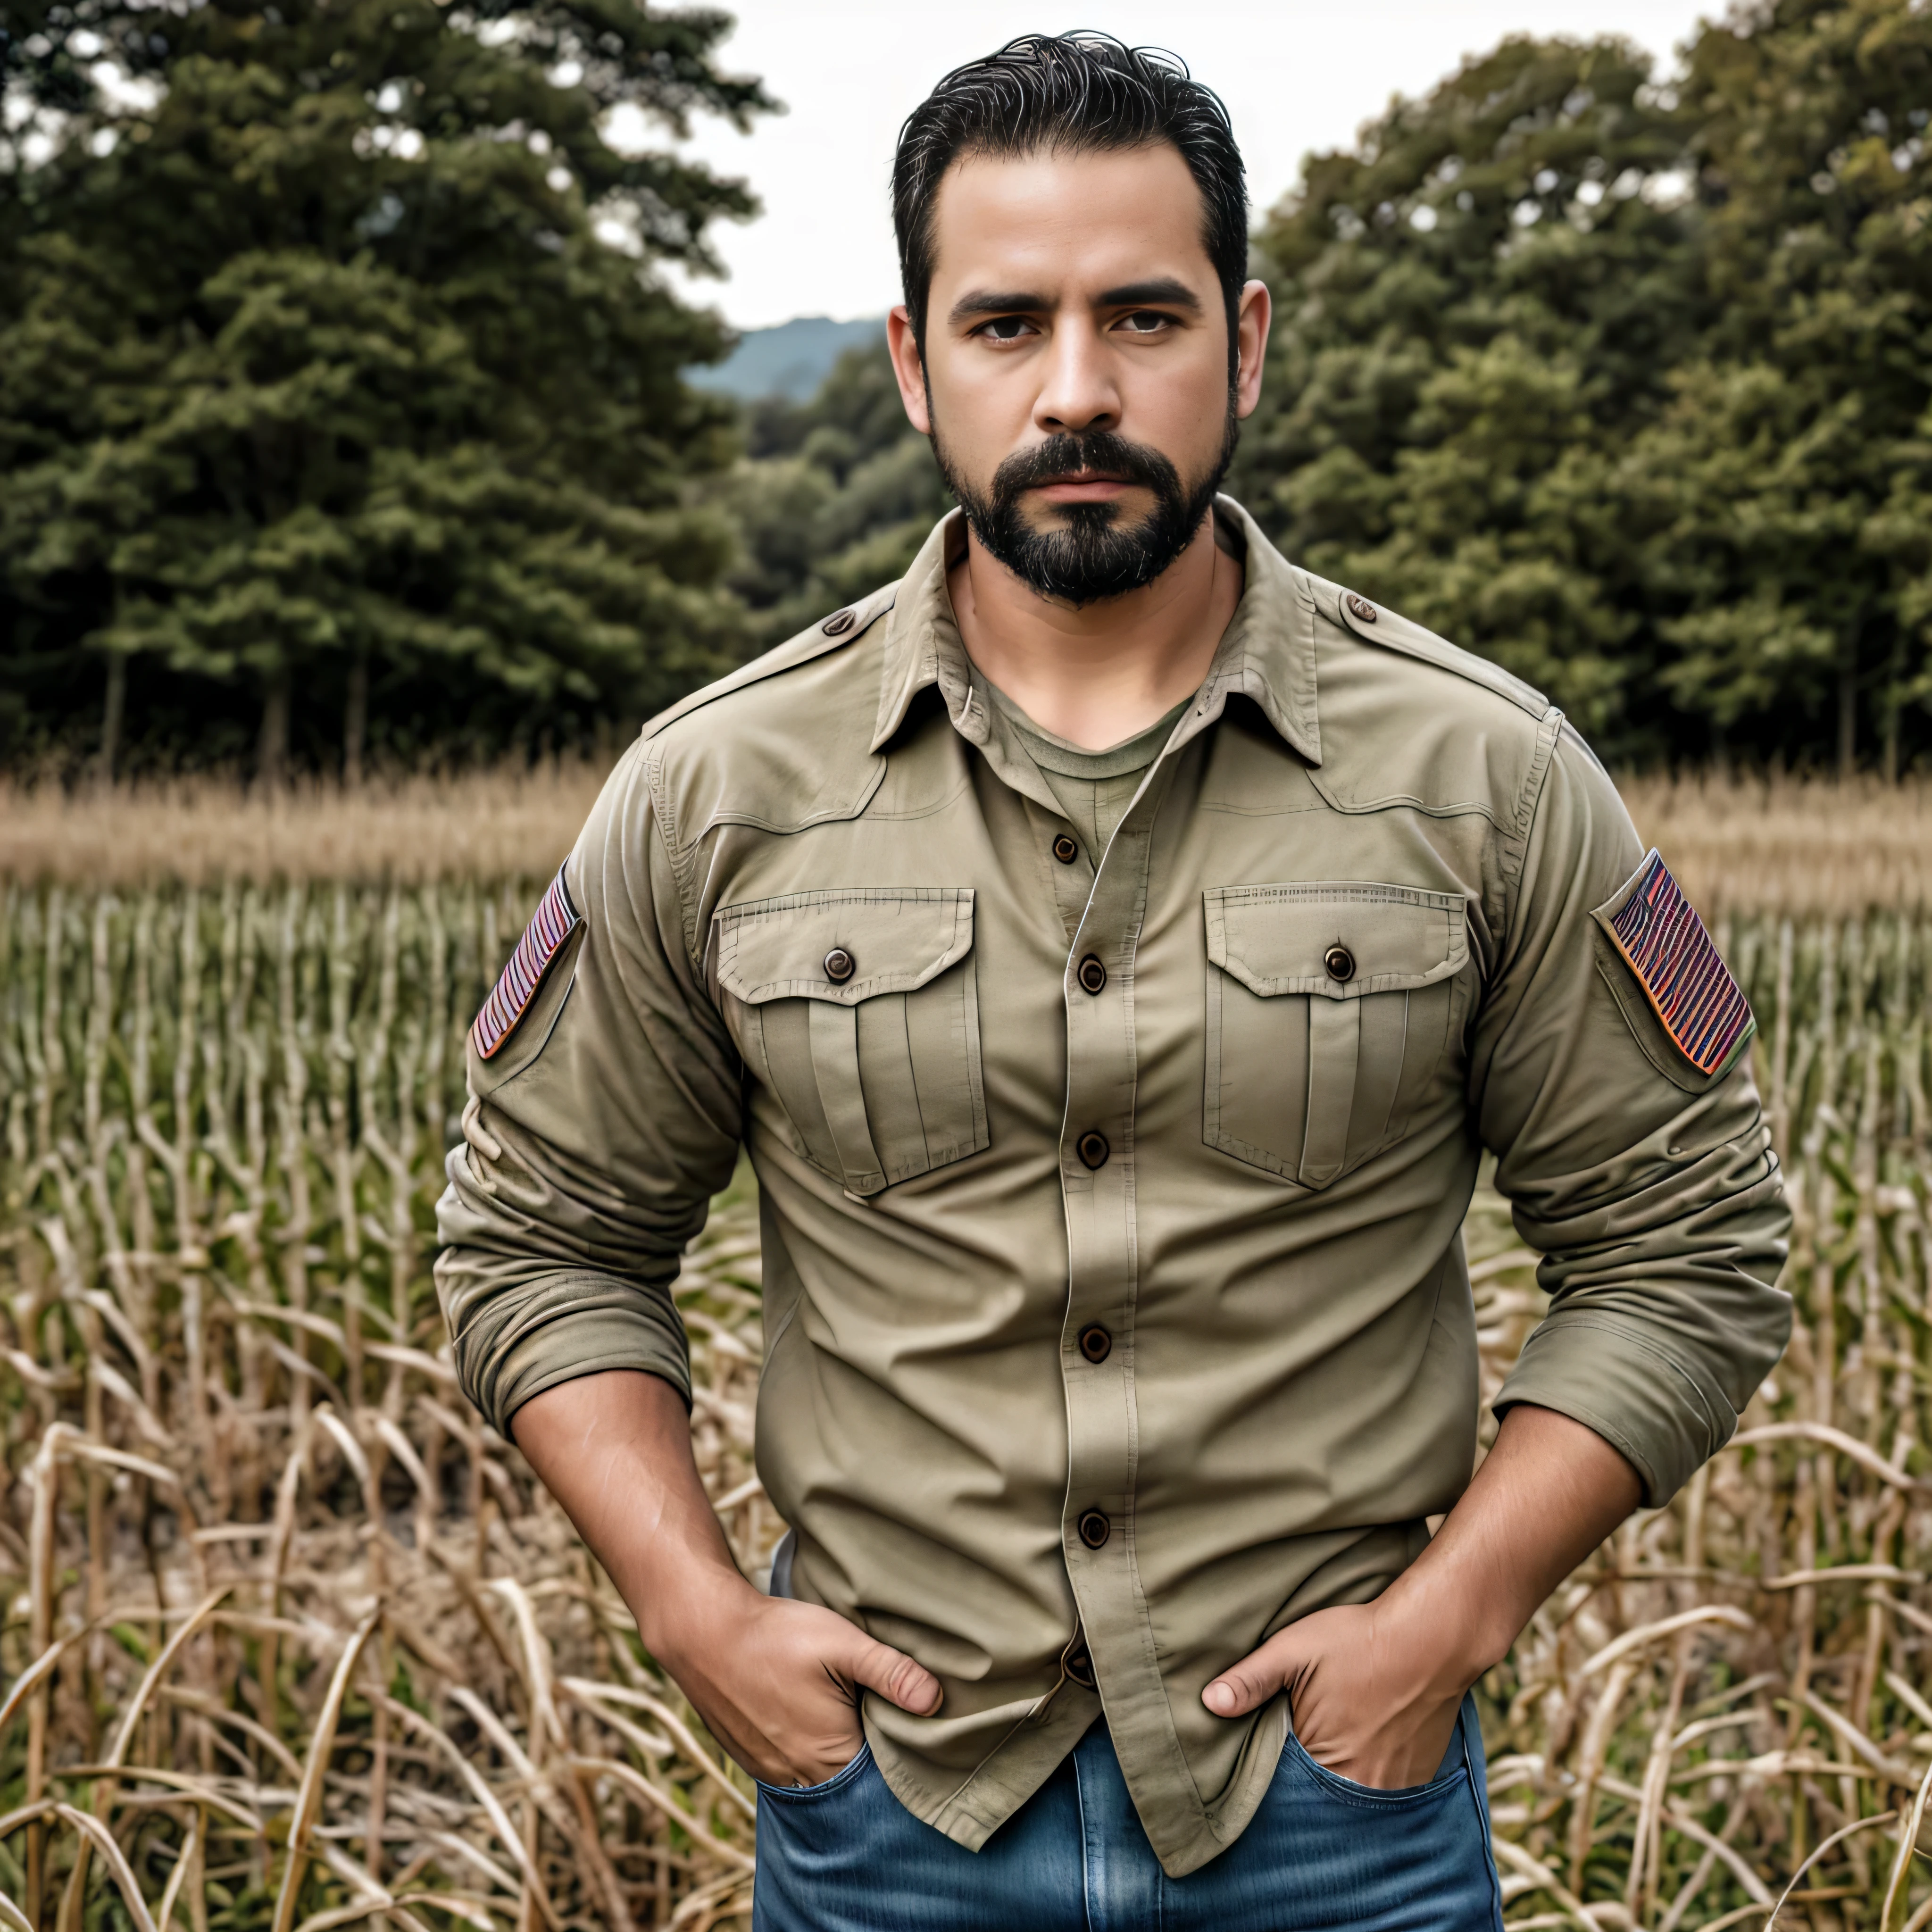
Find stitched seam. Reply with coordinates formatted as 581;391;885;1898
641;745;704;978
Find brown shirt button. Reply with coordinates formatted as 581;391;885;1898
1078;1324;1112;1364
1077;954;1107;995
1052;833;1080;865
823;948;856;984
822;608;857;635
1076;1131;1109;1170
1344;592;1378;624
1077;1509;1111;1549
1324;945;1355;983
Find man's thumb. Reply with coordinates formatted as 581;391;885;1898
849;1636;944;1717
1203;1632;1299;1718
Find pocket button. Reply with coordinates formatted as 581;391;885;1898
823;948;856;984
1323;944;1355;983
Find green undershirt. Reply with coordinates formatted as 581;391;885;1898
977;675;1191;865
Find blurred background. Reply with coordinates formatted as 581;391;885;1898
2;0;1929;781
5;7;1932;1932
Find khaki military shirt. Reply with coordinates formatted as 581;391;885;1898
435;500;1790;1877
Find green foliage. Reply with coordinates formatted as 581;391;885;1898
719;341;951;645
1234;1;1932;769
1230;34;1711;752
0;0;774;776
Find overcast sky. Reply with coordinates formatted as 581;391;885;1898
639;2;1718;331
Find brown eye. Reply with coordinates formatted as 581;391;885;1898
1121;311;1169;333
983;316;1033;340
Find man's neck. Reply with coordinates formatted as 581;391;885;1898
947;513;1242;751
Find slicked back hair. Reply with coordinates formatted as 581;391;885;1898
892;33;1249;357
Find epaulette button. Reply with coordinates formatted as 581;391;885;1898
1345;593;1378;624
822;608;857;636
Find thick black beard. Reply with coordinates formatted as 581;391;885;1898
933;411;1237;609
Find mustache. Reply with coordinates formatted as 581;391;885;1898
989;433;1180;507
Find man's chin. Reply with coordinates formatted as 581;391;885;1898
1015;496;1148;536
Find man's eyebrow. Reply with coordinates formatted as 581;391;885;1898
1096;277;1202;312
946;277;1204;326
948;289;1049;324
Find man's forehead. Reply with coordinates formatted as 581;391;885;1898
927;144;1216;298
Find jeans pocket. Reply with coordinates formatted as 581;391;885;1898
1284;1729;1466;1806
755;1741;873;1804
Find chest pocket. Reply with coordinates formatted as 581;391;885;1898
1203;882;1468;1189
714;888;987;1197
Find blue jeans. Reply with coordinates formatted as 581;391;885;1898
752;1695;1504;1931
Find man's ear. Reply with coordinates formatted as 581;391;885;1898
1233;279;1272;421
887;305;933;436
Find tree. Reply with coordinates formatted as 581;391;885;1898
1232;34;1707;757
0;0;774;777
1630;0;1932;776
720;341;952;646
1237;5;1932;771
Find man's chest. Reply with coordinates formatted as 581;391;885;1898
691;711;1497;1214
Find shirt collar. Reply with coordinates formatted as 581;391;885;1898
869;497;1322;769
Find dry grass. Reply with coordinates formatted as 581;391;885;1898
1621;775;1932;917
0;768;609;890
0;815;1929;1930
0;883;773;1932
2;768;1931;916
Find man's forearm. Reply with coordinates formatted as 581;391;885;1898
1382;1402;1643;1683
512;1367;749;1653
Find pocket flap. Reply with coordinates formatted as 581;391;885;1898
1204;882;1468;999
714;888;974;1006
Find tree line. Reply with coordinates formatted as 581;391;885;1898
2;0;1929;778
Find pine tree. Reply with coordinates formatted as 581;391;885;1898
0;0;774;776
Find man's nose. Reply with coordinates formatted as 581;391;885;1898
1033;321;1120;436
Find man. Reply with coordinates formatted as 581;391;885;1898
437;33;1791;1932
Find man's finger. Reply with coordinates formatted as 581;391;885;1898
848;1635;944;1716
1202;1632;1300;1717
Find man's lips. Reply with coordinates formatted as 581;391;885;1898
1031;472;1137;500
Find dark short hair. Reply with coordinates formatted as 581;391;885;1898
892;32;1249;355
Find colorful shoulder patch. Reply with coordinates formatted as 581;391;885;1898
471;865;581;1060
1602;850;1754;1078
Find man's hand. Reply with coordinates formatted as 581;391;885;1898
1203;1404;1643;1788
1202;1594;1468;1789
512;1369;941;1788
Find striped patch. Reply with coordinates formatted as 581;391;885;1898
1605;851;1753;1078
471;866;581;1060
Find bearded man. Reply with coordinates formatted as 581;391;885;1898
437;33;1790;1932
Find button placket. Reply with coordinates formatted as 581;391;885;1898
1055;749;1183;1694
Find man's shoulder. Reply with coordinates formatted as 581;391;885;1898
635;581;900;844
1296;570;1563;823
642;580;901;745
1299;569;1550;723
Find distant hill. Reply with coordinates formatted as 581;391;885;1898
687;314;886;401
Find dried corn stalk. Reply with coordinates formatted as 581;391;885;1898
0;872;1928;1929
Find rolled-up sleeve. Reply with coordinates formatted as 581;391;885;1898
433;741;742;1438
1475;729;1793;1505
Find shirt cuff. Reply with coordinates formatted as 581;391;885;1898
449;1275;693;1437
1492;1311;1737;1507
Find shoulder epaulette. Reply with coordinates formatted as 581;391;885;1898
1318;579;1551;721
641;582;900;743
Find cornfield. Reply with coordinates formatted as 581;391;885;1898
0;774;1929;1932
